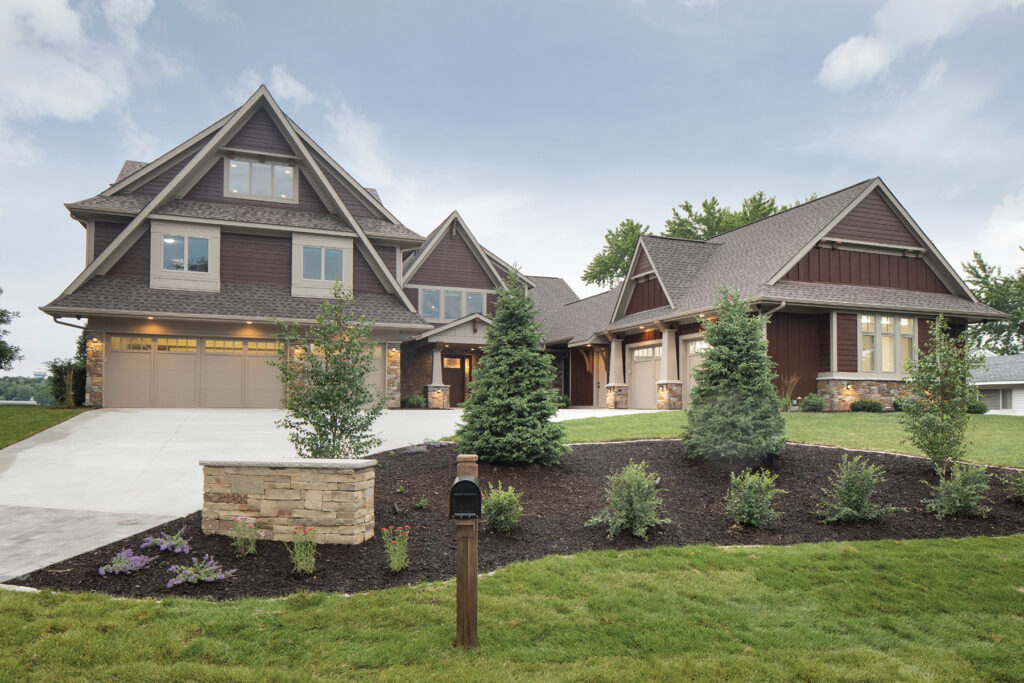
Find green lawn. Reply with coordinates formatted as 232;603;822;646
554;411;1024;468
0;405;88;450
2;536;1022;680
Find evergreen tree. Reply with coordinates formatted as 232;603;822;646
456;270;566;465
684;289;785;467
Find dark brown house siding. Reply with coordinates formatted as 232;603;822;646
315;157;376;219
93;221;130;260
408;233;495;289
184;159;330;214
375;244;397;278
782;247;951;294
221;232;290;285
634;249;652;273
827;189;921;248
677;322;702;336
132;156;192;196
766;313;825;400
625;276;669;315
818;315;831;374
487;293;497;317
354;248;386;294
836;313;858;372
107;228;150;279
226;107;294;156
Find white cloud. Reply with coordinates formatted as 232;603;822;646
230;65;319;108
976;189;1024;271
818;0;1024;89
324;101;390;187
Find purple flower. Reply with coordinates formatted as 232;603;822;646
98;547;154;576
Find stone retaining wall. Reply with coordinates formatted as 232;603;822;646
817;379;905;411
200;459;375;544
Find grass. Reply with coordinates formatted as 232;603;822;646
2;536;1022;680
548;412;1024;469
0;405;88;450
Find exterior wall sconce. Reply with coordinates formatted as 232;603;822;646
845;384;854;391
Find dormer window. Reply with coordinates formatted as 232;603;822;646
225;157;297;202
162;235;209;273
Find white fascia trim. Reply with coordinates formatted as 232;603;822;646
413;313;493;341
972;381;1024;387
610;238;646;322
481;246;535;288
42;307;432;330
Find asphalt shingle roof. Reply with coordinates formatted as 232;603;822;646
43;276;426;326
971;354;1024;384
114;160;148;183
537;290;618;345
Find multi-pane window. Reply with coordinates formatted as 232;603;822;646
162;235;209;273
226;159;296;200
109;336;151;351
632;346;662;360
248;341;283;355
204;340;243;354
420;289;487;320
156;338;197;352
859;314;914;373
302;247;344;281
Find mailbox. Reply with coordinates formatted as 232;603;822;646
450;474;482;519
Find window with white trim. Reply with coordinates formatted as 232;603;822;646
149;221;220;292
302;246;344;281
225;158;296;201
859;314;915;373
420;289;488;320
162;235;209;273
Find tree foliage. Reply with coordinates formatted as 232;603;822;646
581;219;650;288
456;270;567;466
271;284;386;458
684;289;785;467
899;315;985;475
962;250;1024;354
0;287;22;372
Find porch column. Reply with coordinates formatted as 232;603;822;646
656;327;682;410
609;338;624;384
605;337;628;409
431;345;443;385
427;343;450;409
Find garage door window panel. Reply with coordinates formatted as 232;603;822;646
205;340;243;354
157;338;197;353
110;336;151;351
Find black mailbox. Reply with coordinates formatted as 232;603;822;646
450;475;482;519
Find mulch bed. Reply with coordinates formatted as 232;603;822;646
12;441;1024;600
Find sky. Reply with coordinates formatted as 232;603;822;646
2;0;1024;376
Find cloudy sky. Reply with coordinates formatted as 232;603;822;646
2;0;1023;376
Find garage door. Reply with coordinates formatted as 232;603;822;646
681;339;709;409
628;345;659;409
106;336;154;408
244;341;285;408
154;337;198;408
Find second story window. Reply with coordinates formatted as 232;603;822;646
162;235;209;273
420;289;487;320
226;158;296;201
302;246;344;281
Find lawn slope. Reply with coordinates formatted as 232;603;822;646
0;406;88;450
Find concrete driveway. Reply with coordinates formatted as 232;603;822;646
0;406;653;581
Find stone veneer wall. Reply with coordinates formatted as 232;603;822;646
385;343;401;408
817;379;905;411
606;384;629;409
401;344;432;402
84;335;104;407
427;384;450;409
200;459;375;544
656;381;683;410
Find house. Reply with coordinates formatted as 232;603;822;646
539;179;1007;411
971;354;1024;415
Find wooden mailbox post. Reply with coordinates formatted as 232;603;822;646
450;453;481;648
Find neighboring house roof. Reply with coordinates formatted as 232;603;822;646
971;354;1024;384
538;290;618;345
114;160;148;183
42;276;428;327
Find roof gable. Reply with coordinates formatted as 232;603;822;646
611;236;676;321
225;106;294;156
403;212;506;289
826;188;922;248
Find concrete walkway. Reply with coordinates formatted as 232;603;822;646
0;406;651;581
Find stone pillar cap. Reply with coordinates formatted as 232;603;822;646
456;454;478;462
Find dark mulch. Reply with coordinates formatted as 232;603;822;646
12;441;1024;600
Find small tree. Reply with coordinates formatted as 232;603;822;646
0;287;22;372
456;270;566;465
684;289;785;467
271;284;385;458
900;315;984;475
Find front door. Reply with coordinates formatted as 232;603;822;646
442;355;471;405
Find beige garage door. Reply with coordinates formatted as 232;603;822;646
628;345;659;410
154;338;198;408
105;336;154;408
244;341;284;408
364;344;386;402
682;339;709;409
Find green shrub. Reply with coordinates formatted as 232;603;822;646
966;399;989;414
1001;471;1024;502
558;394;571;408
482;481;524;533
923;464;992;519
891;396;913;412
403;395;427;409
816;454;897;523
586;460;670;540
724;469;786;528
850;399;883;413
44;358;86;407
800;393;825;412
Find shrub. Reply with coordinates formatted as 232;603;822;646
140;527;191;554
287;526;317;575
482;481;524;533
922;464;992;519
850;400;883;413
684;290;785;466
558;393;571;408
380;525;410;573
800;393;825;412
415;496;429;510
777;374;799;412
967;399;989;414
891;396;913;412
724;469;786;528
403;394;427;409
230;517;258;558
166;555;236;588
586;460;670;540
1001;471;1024;502
98;548;154;576
44;358;86;407
816;454;897;523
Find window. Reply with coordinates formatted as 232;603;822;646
204;339;243;354
302;247;345;281
419;289;487;320
247;341;283;355
421;290;441;319
466;292;484;315
225;158;296;200
444;291;462;320
979;389;1014;411
688;340;710;355
162;236;209;273
632;346;662;361
110;336;151;351
859;314;914;374
156;338;196;352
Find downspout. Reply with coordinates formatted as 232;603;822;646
762;301;787;316
52;317;87;331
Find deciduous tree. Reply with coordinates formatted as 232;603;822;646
962;251;1024;354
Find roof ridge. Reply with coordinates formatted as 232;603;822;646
643;234;722;246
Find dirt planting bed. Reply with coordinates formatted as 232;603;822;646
13;441;1024;600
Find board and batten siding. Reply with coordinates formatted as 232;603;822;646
836;312;858;373
625;277;669;315
221;232;291;285
225;107;295;156
781;247;950;294
827;189;922;248
184;159;330;214
408;234;495;290
766;312;826;400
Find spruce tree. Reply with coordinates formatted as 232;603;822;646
456;271;567;465
684;289;785;467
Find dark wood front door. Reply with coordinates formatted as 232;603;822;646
442;355;471;405
570;348;594;406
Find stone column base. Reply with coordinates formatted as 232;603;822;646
84;333;104;407
385;343;401;408
656;381;683;410
426;384;450;409
816;379;905;411
605;384;629;409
